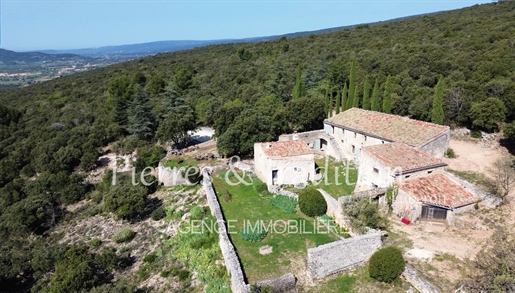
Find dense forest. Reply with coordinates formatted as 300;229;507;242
0;1;515;292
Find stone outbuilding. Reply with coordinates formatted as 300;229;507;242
323;108;450;162
254;140;316;186
393;173;479;225
356;142;447;191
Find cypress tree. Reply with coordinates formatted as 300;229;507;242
341;83;348;111
292;65;306;100
431;75;445;125
352;84;360;108
326;90;332;117
382;75;392;114
348;59;356;107
362;76;371;110
371;78;381;112
335;88;341;114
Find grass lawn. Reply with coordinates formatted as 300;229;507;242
212;172;338;283
313;157;358;199
163;156;198;168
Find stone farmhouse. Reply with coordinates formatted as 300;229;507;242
254;140;316;186
266;108;480;224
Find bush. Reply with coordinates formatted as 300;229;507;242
90;238;102;248
253;179;269;195
270;195;298;214
369;246;405;283
113;228;136;243
190;205;205;220
143;252;158;263
184;166;203;185
444;148;456;158
298;189;327;217
239;226;267;242
471;130;482;138
151;206;166;221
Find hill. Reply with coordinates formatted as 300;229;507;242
0;1;515;292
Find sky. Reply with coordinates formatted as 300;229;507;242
1;0;492;51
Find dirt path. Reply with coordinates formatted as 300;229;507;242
443;139;508;178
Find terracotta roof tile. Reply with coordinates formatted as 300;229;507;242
258;140;313;157
325;108;449;147
363;142;446;172
398;173;478;208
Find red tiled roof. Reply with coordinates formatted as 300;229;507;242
363;143;446;172
398;173;478;208
258;140;313;157
325;108;449;147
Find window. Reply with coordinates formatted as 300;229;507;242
354;133;357;138
372;183;378;188
427;170;433;174
381;141;385;144
352;145;356;153
373;168;379;174
405;175;411;179
364;135;367;142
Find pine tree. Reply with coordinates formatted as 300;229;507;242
292;65;306;100
362;76;371;110
382;75;392;114
352;84;360;108
341;83;348;111
127;86;155;140
431;75;445;125
371;78;381;112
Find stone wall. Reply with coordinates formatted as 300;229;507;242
318;189;346;228
267;185;299;199
307;231;382;282
202;170;249;293
255;273;297;293
402;264;441;293
420;131;450;159
157;162;187;186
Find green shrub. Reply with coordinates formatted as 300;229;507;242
369;246;405;283
298;189;327;217
113;228;136;243
184;167;203;185
253;179;269;195
151;206;166;221
143;252;158;263
239;226;267;242
471;130;482;138
190;205;205;220
270;195;298;214
89;238;102;248
444;148;456;158
190;234;216;249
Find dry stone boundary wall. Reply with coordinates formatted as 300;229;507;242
307;231;381;282
202;169;250;293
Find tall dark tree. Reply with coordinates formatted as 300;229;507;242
341;83;348;112
362;76;371;110
292;65;306;100
127;86;155;140
371;78;381;112
431;75;445;125
382;75;392;114
347;59;356;109
352;84;360;108
335;88;341;115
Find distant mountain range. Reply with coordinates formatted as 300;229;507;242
34;12;432;58
0;48;91;64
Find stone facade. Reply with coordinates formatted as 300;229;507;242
202;170;249;293
254;141;315;186
419;132;451;159
318;189;346;228
307;231;382;282
356;148;446;192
